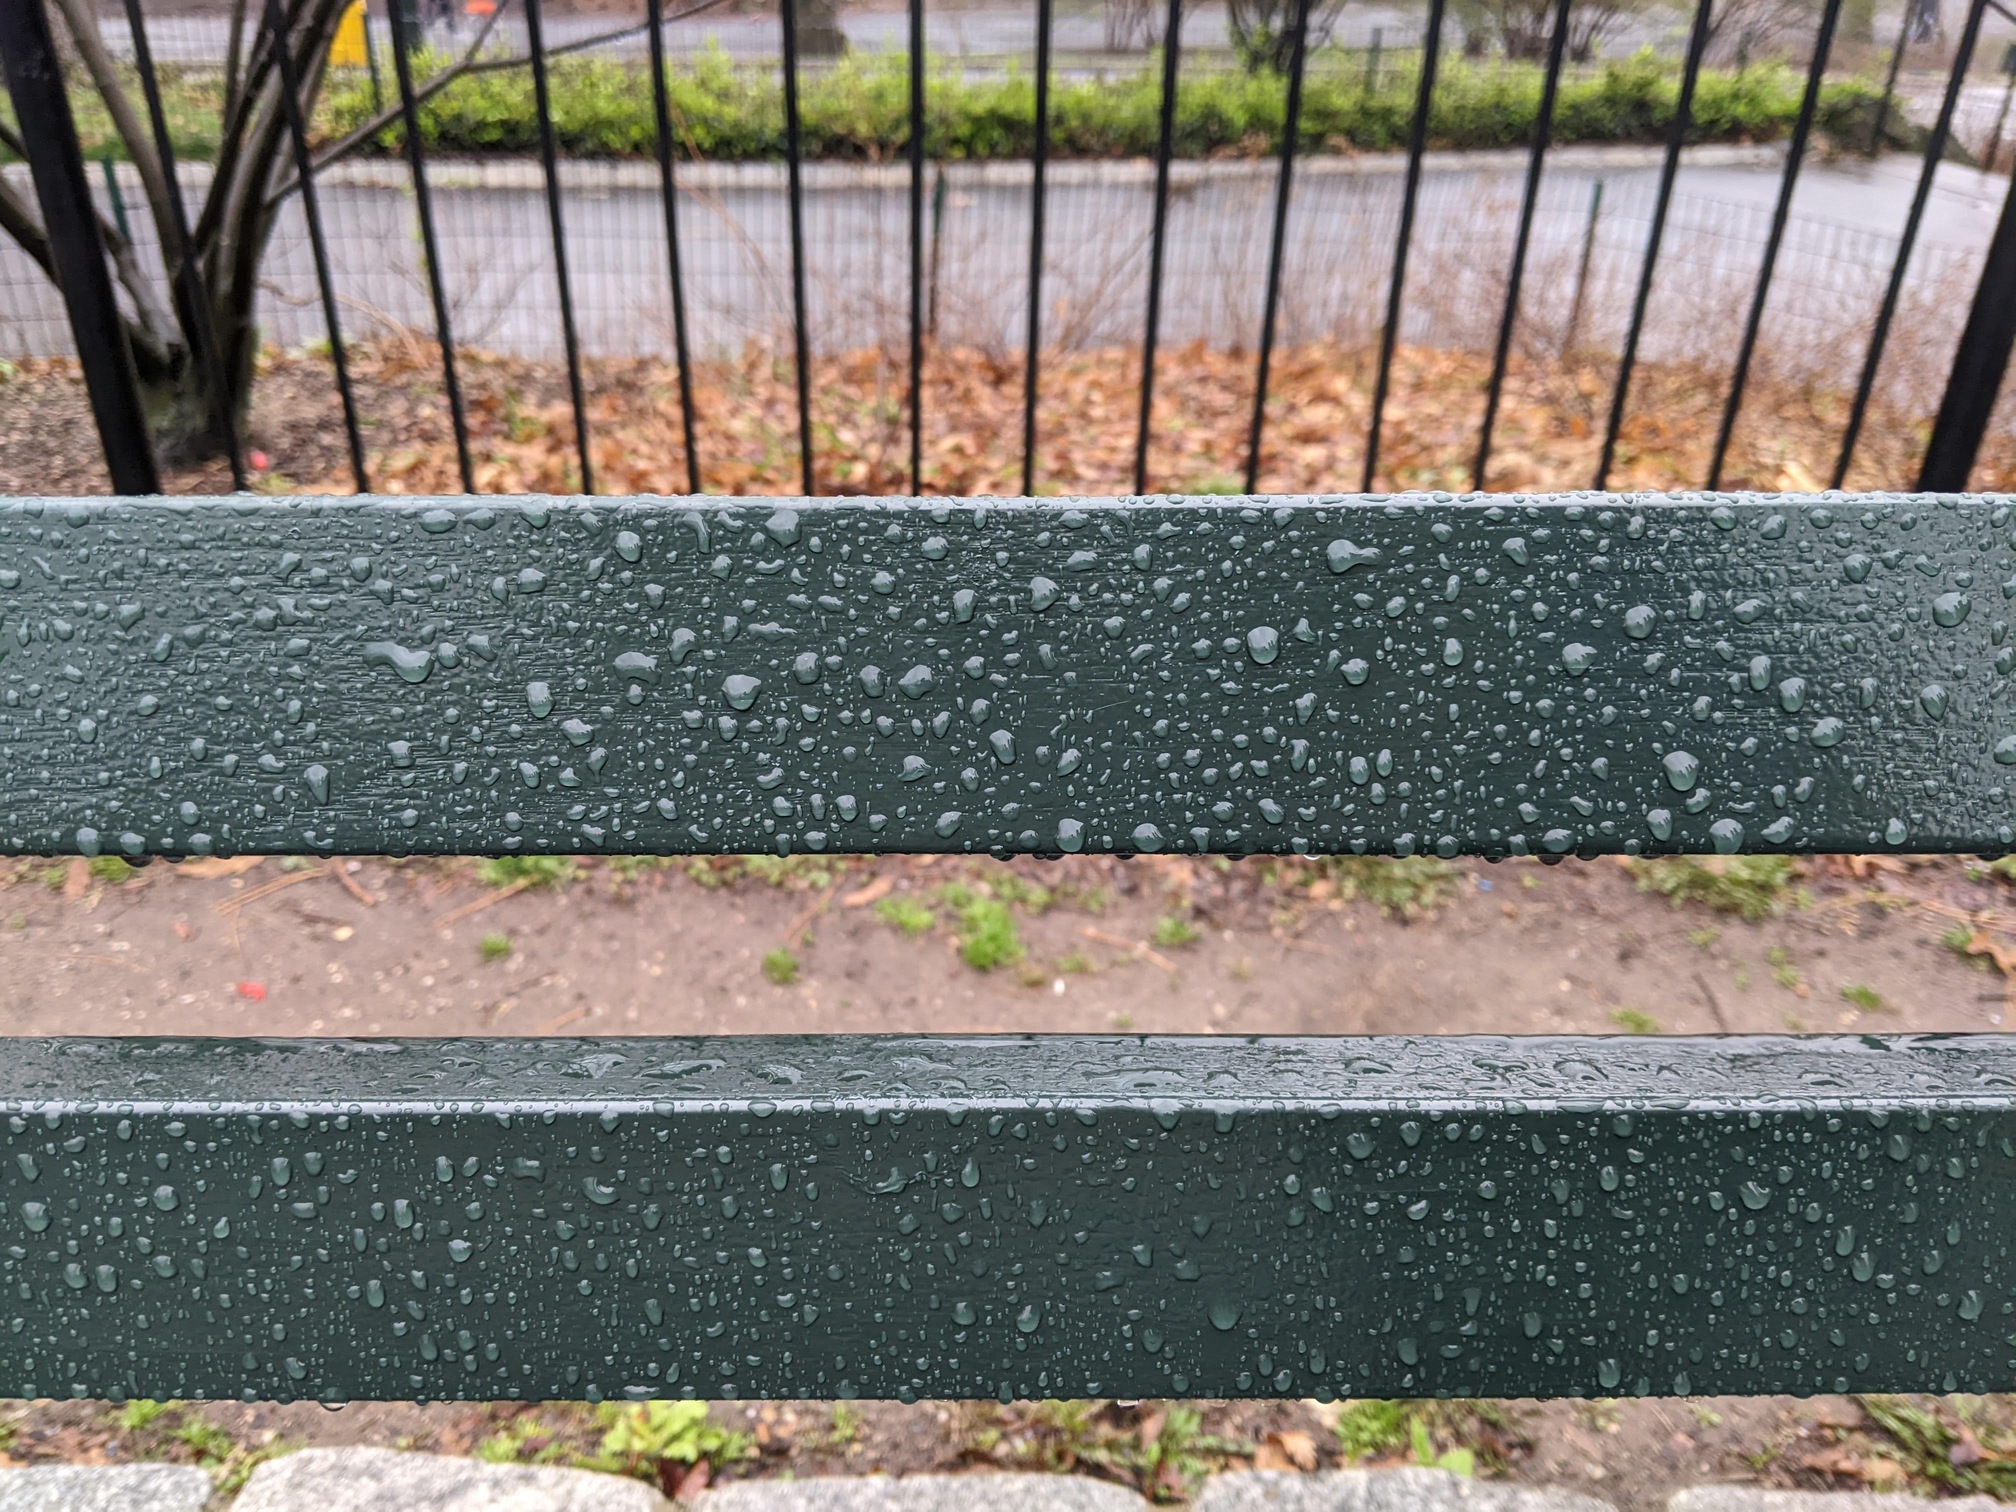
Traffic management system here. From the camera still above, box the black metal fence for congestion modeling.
[2,0,2015,498]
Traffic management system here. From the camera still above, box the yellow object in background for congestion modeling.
[329,0,368,67]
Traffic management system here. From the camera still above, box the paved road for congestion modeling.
[1,147,2002,381]
[103,0,2014,67]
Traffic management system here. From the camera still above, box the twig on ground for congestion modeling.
[212,868,326,914]
[432,878,532,929]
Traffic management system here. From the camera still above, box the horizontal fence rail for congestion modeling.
[3,1032,2016,1403]
[6,492,2016,860]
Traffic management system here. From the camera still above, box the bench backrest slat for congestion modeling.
[6,492,2010,860]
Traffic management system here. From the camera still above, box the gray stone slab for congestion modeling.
[229,1447,673,1512]
[0,1463,212,1512]
[1670,1490,2006,1512]
[699,1473,1146,1511]
[1190,1468,1619,1512]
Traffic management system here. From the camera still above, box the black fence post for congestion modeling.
[0,0,161,494]
[1918,169,2016,491]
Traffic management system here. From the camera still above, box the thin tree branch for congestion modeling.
[0,174,57,285]
[263,0,513,205]
[194,0,309,250]
[0,118,177,357]
[225,0,250,124]
[46,0,174,240]
[266,0,735,203]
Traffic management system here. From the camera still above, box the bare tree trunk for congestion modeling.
[798,0,847,57]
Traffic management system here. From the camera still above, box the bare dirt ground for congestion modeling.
[5,850,2016,1507]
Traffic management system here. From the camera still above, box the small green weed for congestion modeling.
[1686,926,1722,949]
[762,947,801,985]
[1304,856,1461,917]
[1058,948,1099,974]
[117,1398,173,1432]
[606,856,678,883]
[1628,855,1799,921]
[476,855,576,889]
[1609,1007,1659,1034]
[990,873,1055,911]
[596,1400,755,1488]
[1151,914,1201,949]
[685,855,850,890]
[1334,1399,1506,1475]
[1840,983,1886,1013]
[174,1418,235,1461]
[479,932,513,961]
[874,895,937,936]
[825,1401,864,1447]
[1857,1396,2016,1498]
[1768,945,1800,991]
[937,883,1024,971]
[997,1401,1246,1502]
[1943,925,1995,969]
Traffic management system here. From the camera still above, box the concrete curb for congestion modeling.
[1667,1489,2009,1511]
[228,1446,675,1511]
[1191,1467,1619,1510]
[0,1463,212,1512]
[699,1472,1146,1509]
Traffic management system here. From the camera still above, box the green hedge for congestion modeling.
[5,49,1900,166]
[317,46,1897,161]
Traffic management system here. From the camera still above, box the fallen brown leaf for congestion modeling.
[1967,929,2016,976]
[1267,1430,1319,1471]
[174,855,266,879]
[842,874,895,908]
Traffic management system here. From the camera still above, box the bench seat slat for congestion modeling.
[1,1032,2012,1403]
[5,492,2013,859]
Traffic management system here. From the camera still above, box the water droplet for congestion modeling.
[1326,539,1381,574]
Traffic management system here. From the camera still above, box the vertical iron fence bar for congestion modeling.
[1591,0,1714,491]
[523,0,595,493]
[646,0,702,493]
[1132,0,1183,496]
[1705,0,1842,490]
[262,0,369,491]
[121,0,246,490]
[1019,0,1053,496]
[1473,0,1571,490]
[387,4,474,493]
[781,0,815,494]
[362,3,383,116]
[1242,0,1310,493]
[908,0,925,493]
[0,0,160,493]
[1869,5,1912,154]
[1832,0,1989,488]
[1918,166,2016,489]
[1361,0,1446,492]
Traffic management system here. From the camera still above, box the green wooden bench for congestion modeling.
[4,489,2016,1405]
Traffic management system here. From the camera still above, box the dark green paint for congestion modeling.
[3,1034,2016,1403]
[7,492,2016,859]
